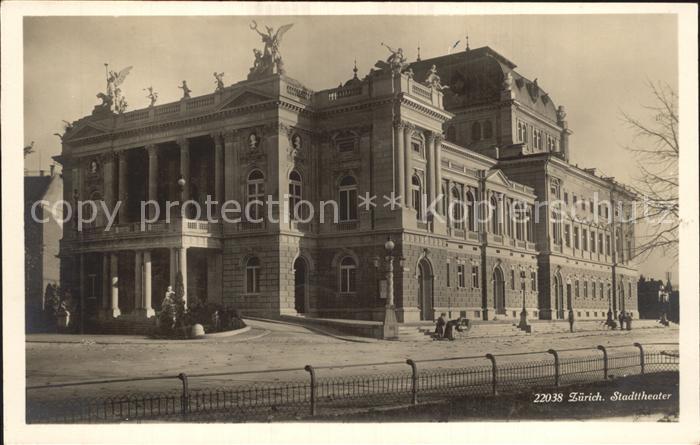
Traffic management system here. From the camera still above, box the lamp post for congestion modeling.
[177,175,186,218]
[373,237,404,340]
[518,273,530,332]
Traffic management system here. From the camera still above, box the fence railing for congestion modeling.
[26,342,678,423]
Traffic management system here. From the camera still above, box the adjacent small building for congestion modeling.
[25,166,63,331]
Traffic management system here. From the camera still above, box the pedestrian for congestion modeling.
[568,309,575,333]
[434,312,447,339]
[618,311,625,331]
[626,312,633,330]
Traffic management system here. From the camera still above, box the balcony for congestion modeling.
[68,218,223,252]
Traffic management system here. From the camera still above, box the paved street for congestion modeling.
[26,319,678,401]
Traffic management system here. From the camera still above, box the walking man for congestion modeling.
[568,309,575,333]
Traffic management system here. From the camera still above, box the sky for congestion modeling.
[23,14,678,280]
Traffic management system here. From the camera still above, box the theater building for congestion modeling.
[57,42,638,329]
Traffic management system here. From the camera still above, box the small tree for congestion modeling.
[173,271,186,328]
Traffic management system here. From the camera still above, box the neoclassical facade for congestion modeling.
[58,44,638,327]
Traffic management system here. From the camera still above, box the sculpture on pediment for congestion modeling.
[248,132,260,151]
[248,21,294,79]
[375,42,409,74]
[97,64,132,114]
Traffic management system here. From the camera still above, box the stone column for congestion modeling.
[102,253,110,315]
[134,251,143,311]
[435,136,443,213]
[178,137,190,202]
[223,130,238,203]
[102,153,115,219]
[117,151,128,223]
[426,132,435,206]
[213,133,224,211]
[179,247,188,307]
[169,248,176,286]
[403,124,413,209]
[146,144,158,220]
[142,250,155,317]
[79,253,85,333]
[110,253,121,317]
[394,122,405,201]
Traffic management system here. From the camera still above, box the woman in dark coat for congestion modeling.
[434,313,447,339]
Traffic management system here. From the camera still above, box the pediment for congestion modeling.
[485,169,512,189]
[219,90,274,110]
[66,124,109,141]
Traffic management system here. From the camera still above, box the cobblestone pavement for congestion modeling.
[26,319,678,401]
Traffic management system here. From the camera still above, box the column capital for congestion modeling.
[210,131,223,145]
[222,129,238,144]
[427,131,444,144]
[145,144,158,157]
[176,136,189,148]
[116,150,128,162]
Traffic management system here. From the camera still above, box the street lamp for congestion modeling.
[177,174,186,190]
[518,270,530,332]
[373,236,404,340]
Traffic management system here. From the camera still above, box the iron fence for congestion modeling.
[26,342,679,423]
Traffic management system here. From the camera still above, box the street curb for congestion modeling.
[245,316,378,344]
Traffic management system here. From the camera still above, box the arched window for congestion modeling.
[505,198,513,237]
[441,183,447,216]
[483,121,493,139]
[465,190,476,232]
[339,176,358,222]
[446,125,456,142]
[471,121,482,142]
[245,257,261,293]
[411,174,423,220]
[451,187,464,230]
[490,195,500,234]
[247,170,265,221]
[288,170,303,220]
[592,281,597,299]
[339,256,357,294]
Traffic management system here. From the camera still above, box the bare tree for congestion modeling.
[621,81,678,259]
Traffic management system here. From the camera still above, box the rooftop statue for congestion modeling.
[213,72,225,92]
[144,86,158,107]
[179,80,192,99]
[374,43,409,75]
[247,21,294,80]
[96,64,132,114]
[424,64,445,90]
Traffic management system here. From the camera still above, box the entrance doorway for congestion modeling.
[417,259,434,320]
[493,267,506,315]
[294,257,307,314]
[554,275,564,319]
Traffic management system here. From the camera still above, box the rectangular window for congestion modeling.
[564,192,569,204]
[575,280,580,298]
[519,270,527,291]
[564,224,571,247]
[411,141,421,154]
[446,263,450,287]
[471,265,480,289]
[582,229,588,250]
[583,281,588,298]
[606,234,611,255]
[592,281,597,298]
[457,265,465,288]
[590,231,596,253]
[574,227,580,249]
[510,269,515,290]
[598,233,604,253]
[531,272,537,291]
[336,139,355,152]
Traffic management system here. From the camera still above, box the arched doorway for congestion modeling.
[493,267,506,315]
[417,259,434,321]
[293,257,307,314]
[553,274,564,319]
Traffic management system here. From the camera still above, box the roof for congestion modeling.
[407,46,559,122]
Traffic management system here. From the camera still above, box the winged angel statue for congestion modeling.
[97,65,133,114]
[248,21,294,79]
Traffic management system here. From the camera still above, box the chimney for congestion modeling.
[39,169,45,177]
